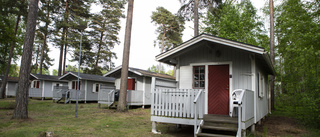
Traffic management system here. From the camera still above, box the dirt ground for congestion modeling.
[255,115,308,137]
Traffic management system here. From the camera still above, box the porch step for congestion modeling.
[197,133,235,137]
[197,114,238,137]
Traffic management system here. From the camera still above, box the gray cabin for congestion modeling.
[29,74,68,99]
[102,66,177,107]
[0,76,19,97]
[56,72,115,103]
[151,34,275,136]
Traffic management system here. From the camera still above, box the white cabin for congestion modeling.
[151,34,275,136]
[102,66,176,107]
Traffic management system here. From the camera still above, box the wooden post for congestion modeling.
[152,121,161,134]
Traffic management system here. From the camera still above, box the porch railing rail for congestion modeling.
[127,90,143,104]
[234,89,254,137]
[70,89,85,100]
[151,89,204,119]
[29,88,42,98]
[98,86,115,106]
[194,89,205,136]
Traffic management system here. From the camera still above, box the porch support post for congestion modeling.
[251,124,255,132]
[152,121,161,134]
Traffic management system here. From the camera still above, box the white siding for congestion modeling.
[178,42,253,91]
[255,64,269,123]
[179,66,192,89]
[115,78,121,89]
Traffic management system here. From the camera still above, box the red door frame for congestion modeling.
[208,64,230,115]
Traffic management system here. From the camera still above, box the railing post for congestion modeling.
[237,103,242,137]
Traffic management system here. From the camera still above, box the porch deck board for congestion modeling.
[203,114,238,124]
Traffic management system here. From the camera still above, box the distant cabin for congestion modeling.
[0,76,19,97]
[56,72,115,103]
[29,74,68,99]
[102,66,177,107]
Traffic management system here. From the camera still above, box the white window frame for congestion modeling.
[31,80,40,88]
[72,80,81,90]
[92,83,101,93]
[258,72,264,98]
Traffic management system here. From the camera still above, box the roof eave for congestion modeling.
[156,34,265,62]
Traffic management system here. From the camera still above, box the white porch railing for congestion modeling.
[70,89,85,100]
[232,89,254,137]
[98,86,115,106]
[151,89,205,136]
[127,90,143,105]
[151,89,204,118]
[29,88,42,98]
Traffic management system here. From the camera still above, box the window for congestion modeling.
[31,80,40,88]
[93,83,100,93]
[72,81,81,90]
[258,73,264,98]
[193,66,205,89]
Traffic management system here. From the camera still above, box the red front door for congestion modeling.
[208,65,229,115]
[127,78,135,90]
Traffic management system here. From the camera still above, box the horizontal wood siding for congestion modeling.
[178,42,253,91]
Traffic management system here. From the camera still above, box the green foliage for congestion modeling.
[65,64,83,73]
[148,65,165,74]
[202,0,269,48]
[178,0,222,21]
[273,0,320,128]
[151,7,185,52]
[52,69,58,76]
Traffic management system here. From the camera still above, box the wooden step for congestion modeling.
[197,133,235,137]
[203,114,238,124]
[201,125,237,132]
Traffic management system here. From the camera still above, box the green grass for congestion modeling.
[0,98,191,137]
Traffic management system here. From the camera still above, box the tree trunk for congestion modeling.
[58,1,68,76]
[0,15,21,99]
[12,0,39,119]
[39,1,50,75]
[39,35,45,74]
[194,0,199,36]
[62,32,68,74]
[269,0,275,110]
[34,44,40,73]
[117,0,134,112]
[58,30,65,76]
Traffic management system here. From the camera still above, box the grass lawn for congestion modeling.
[0,98,193,137]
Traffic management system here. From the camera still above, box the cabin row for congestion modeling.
[1,34,275,136]
[0,67,175,107]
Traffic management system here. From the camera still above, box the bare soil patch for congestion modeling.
[255,115,308,137]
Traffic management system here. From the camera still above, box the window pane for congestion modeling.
[96,84,99,92]
[200,66,205,73]
[200,81,205,88]
[194,74,199,80]
[195,67,199,73]
[194,81,199,88]
[200,74,205,80]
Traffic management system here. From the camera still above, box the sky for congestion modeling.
[48,0,267,74]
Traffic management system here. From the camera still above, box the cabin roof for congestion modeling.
[104,66,175,80]
[59,72,115,83]
[0,76,19,82]
[156,34,275,75]
[29,74,65,82]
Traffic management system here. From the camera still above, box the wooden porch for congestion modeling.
[151,88,255,137]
